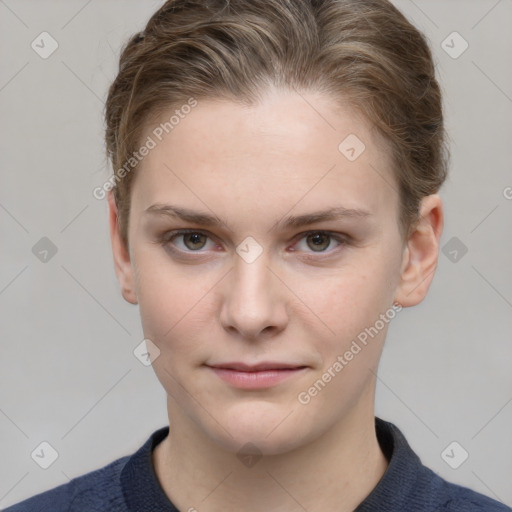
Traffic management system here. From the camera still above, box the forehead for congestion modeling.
[131,88,398,229]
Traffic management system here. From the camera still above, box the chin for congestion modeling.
[203,402,314,456]
[212,427,308,457]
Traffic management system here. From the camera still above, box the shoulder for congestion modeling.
[368,418,511,512]
[426,469,511,512]
[3,427,169,512]
[3,455,129,512]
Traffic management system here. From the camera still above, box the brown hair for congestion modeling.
[105,0,448,247]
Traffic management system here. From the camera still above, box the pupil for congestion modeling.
[187,233,204,249]
[309,233,329,251]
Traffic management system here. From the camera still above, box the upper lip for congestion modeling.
[207,362,307,372]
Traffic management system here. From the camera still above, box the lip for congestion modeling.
[208,361,306,372]
[206,362,308,389]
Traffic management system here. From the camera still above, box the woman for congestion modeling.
[6,0,510,510]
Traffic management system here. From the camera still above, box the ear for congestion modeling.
[107,191,138,305]
[394,194,444,308]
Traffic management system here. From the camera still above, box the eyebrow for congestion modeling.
[144,203,372,232]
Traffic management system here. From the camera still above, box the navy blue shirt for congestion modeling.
[4,417,510,511]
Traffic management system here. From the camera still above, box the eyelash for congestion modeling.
[157,229,349,259]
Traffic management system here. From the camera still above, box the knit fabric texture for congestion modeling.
[4,417,510,511]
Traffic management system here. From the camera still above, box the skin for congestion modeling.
[108,88,443,512]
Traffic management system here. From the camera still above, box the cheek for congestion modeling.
[132,249,217,360]
[132,248,179,329]
[294,265,397,412]
[300,260,397,347]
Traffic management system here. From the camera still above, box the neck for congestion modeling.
[153,396,388,512]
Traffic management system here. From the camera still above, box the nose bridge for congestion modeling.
[233,251,271,299]
[220,247,286,339]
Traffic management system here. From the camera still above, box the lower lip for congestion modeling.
[208,367,307,389]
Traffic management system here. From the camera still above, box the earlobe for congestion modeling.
[394,194,444,308]
[107,191,138,305]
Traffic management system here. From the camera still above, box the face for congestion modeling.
[110,88,441,455]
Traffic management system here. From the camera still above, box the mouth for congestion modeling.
[205,362,308,389]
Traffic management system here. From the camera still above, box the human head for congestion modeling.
[104,0,446,455]
[104,0,448,248]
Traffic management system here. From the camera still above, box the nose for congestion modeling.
[219,252,288,341]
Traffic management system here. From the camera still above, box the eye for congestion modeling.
[292,231,346,254]
[158,229,348,257]
[160,229,217,252]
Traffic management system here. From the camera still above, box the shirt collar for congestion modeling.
[121,425,178,512]
[121,417,423,511]
[355,417,424,511]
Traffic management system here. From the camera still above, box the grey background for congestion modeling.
[1,0,511,508]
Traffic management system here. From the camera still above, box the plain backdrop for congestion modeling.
[1,0,511,509]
